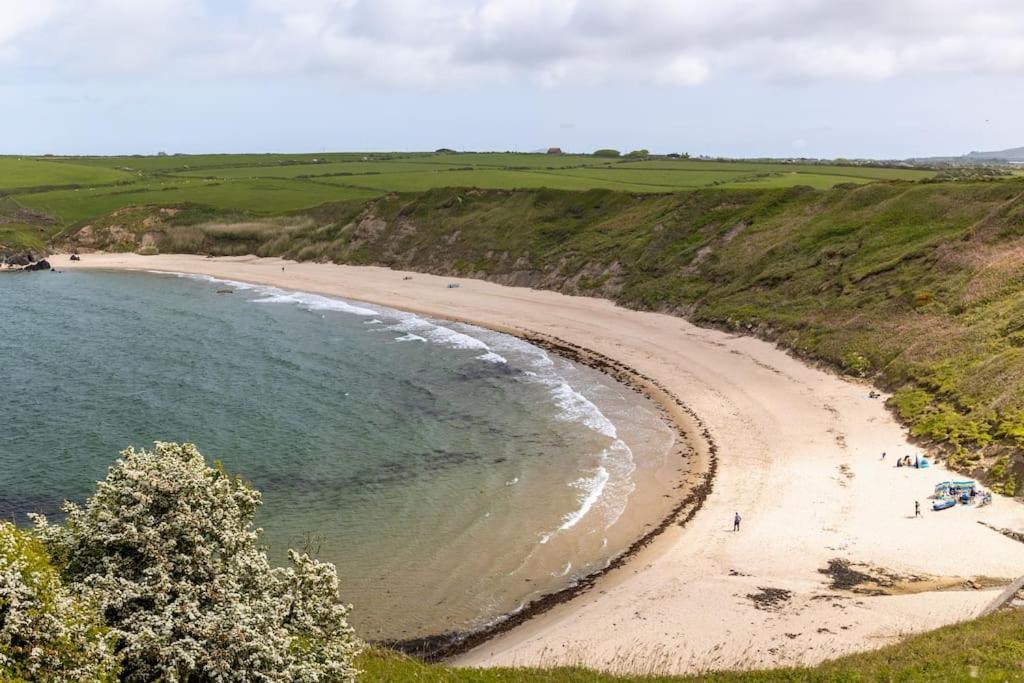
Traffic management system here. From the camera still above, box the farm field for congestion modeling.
[0,157,133,189]
[1,152,936,245]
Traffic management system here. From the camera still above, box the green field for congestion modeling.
[22,179,378,225]
[0,153,935,244]
[0,157,133,189]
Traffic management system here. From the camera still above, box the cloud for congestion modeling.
[3,0,1024,87]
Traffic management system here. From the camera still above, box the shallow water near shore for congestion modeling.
[1,270,681,639]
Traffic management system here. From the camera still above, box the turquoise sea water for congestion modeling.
[1,270,678,639]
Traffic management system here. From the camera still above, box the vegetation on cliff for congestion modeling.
[54,179,1024,492]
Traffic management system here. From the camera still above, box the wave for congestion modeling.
[164,272,380,316]
[252,291,378,316]
[162,269,636,540]
[547,381,618,439]
[384,314,509,362]
[165,272,509,361]
[559,466,610,532]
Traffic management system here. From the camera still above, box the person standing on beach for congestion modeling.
[881,451,886,460]
[915,501,921,517]
[733,512,741,532]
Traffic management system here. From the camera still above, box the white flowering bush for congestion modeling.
[32,442,361,682]
[0,521,120,682]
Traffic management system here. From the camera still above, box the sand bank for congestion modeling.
[51,254,1024,674]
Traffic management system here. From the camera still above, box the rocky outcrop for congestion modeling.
[23,259,51,271]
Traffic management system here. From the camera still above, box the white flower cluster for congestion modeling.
[0,522,120,681]
[31,442,361,682]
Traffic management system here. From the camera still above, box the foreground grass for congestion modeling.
[359,608,1024,681]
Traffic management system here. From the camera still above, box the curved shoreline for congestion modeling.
[52,260,717,659]
[383,331,717,660]
[49,254,1024,675]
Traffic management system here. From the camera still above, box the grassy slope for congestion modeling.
[0,157,132,189]
[66,180,1024,490]
[0,153,934,254]
[359,608,1024,681]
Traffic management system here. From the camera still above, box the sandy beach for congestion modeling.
[50,253,1024,675]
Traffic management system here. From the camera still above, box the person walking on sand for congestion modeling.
[881,451,886,461]
[915,501,921,517]
[733,512,741,532]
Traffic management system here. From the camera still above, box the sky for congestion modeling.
[2,0,1023,158]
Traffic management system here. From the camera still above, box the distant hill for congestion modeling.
[965,146,1024,161]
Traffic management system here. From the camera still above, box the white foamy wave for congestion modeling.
[553,562,573,577]
[385,313,502,356]
[156,271,379,316]
[491,334,556,369]
[394,333,427,343]
[364,319,383,325]
[597,440,637,528]
[158,271,261,291]
[559,466,610,532]
[548,382,618,439]
[426,327,488,350]
[538,439,636,544]
[252,290,378,316]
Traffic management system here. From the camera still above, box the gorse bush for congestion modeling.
[24,442,361,682]
[0,522,120,682]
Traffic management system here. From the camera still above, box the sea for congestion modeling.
[0,269,683,640]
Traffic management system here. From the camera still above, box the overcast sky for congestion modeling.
[3,0,1023,158]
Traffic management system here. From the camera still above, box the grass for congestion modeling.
[6,151,1021,487]
[18,178,379,224]
[56,180,1024,490]
[358,608,1024,681]
[0,153,937,253]
[6,154,1024,679]
[0,157,132,190]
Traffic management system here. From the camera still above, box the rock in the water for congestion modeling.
[23,259,52,271]
[70,254,81,261]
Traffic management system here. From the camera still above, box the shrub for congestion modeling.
[997,409,1024,448]
[33,442,361,682]
[841,350,871,376]
[0,522,120,682]
[988,455,1018,496]
[592,149,621,158]
[136,245,159,255]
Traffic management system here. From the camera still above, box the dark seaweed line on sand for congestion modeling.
[381,330,719,662]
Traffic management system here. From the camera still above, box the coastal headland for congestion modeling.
[51,253,1024,675]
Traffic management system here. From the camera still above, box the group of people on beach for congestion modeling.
[881,451,922,469]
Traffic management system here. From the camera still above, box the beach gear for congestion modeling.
[932,498,956,511]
